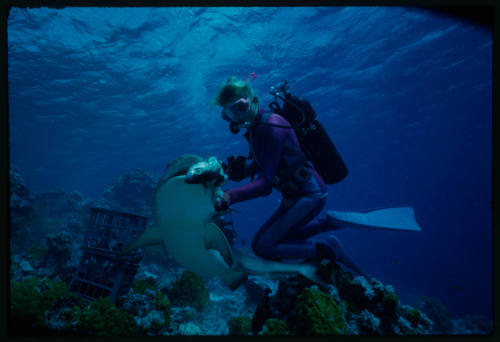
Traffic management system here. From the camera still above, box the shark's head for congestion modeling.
[185,160,210,183]
[159,154,204,187]
[185,157,227,186]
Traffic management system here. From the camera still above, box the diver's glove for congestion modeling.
[224,155,257,181]
[214,191,231,212]
[223,155,246,181]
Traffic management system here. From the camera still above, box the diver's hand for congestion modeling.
[224,155,248,181]
[215,191,231,212]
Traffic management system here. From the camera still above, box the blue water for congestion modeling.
[8,7,492,319]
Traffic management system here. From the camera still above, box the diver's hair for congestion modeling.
[214,76,259,118]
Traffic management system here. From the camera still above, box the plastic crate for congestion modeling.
[69,207,147,302]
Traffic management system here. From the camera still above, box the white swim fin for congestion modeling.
[327,207,422,232]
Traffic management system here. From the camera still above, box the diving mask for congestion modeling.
[221,97,250,123]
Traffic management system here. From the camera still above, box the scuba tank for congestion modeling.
[267,81,348,184]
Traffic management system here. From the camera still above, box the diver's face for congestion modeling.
[221,97,250,123]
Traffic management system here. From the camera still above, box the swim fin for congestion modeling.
[326,207,422,232]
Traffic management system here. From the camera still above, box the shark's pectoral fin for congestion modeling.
[206,249,248,291]
[204,222,234,267]
[122,225,164,254]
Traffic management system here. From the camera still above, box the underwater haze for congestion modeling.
[8,6,492,321]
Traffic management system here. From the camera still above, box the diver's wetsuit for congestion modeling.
[227,108,337,260]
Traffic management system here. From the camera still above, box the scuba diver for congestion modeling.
[213,76,368,277]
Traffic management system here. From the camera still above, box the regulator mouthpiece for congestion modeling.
[229,121,241,134]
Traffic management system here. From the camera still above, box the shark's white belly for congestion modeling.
[155,176,232,277]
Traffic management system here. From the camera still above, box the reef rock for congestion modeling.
[42,231,76,279]
[9,166,35,216]
[243,276,273,305]
[451,315,493,334]
[247,263,435,336]
[33,188,90,219]
[9,167,36,247]
[119,286,172,335]
[350,309,381,334]
[46,231,72,261]
[167,271,210,312]
[121,289,158,316]
[415,296,453,333]
[178,322,202,335]
[19,260,35,274]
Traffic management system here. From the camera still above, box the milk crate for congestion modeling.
[69,207,148,302]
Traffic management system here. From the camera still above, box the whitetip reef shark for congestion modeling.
[122,154,326,289]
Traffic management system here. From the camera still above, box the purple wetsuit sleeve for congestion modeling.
[228,176,272,204]
[228,114,288,204]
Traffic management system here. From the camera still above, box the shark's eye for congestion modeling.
[195,169,202,174]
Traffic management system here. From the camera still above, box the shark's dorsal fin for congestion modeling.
[204,222,234,267]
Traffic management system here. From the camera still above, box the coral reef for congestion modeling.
[243,277,270,305]
[249,265,438,336]
[228,316,252,335]
[9,277,72,335]
[178,277,256,335]
[12,230,77,283]
[169,306,197,330]
[135,263,183,293]
[381,291,399,317]
[73,297,139,336]
[33,188,88,218]
[9,250,489,337]
[9,166,36,220]
[26,243,49,266]
[251,288,274,334]
[18,259,34,273]
[10,276,140,336]
[416,296,453,333]
[132,277,158,295]
[119,287,171,335]
[167,271,210,312]
[295,286,346,335]
[349,309,381,334]
[10,167,91,259]
[46,231,72,261]
[155,292,172,321]
[8,166,492,337]
[261,318,289,335]
[178,322,202,335]
[44,231,76,280]
[398,305,433,335]
[405,306,425,326]
[452,315,493,334]
[9,167,37,249]
[45,290,85,332]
